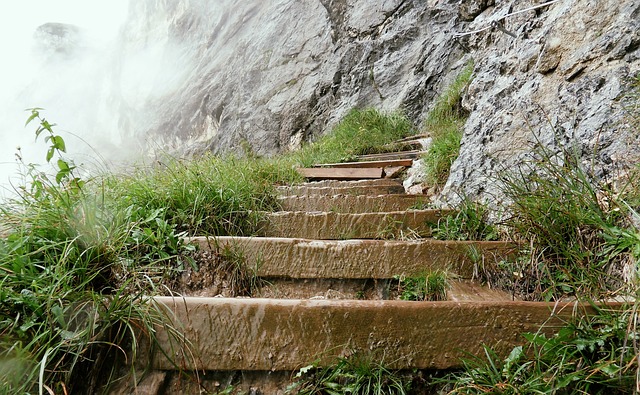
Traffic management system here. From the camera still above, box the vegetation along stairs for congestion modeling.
[130,164,611,393]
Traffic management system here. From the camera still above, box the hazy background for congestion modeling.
[0,1,130,189]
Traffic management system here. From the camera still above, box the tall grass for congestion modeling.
[293,108,416,167]
[104,155,300,237]
[0,170,188,393]
[498,140,639,300]
[422,62,474,186]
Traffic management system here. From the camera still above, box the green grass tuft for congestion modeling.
[288,353,412,395]
[431,198,499,241]
[422,62,474,186]
[293,108,416,167]
[395,270,449,301]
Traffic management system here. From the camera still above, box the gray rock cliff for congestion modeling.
[112,0,640,203]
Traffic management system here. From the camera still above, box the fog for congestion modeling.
[0,1,129,189]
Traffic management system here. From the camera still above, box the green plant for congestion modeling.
[395,271,449,301]
[422,62,474,186]
[445,304,639,394]
[431,198,499,241]
[499,140,635,300]
[287,354,411,395]
[104,155,298,237]
[0,110,191,393]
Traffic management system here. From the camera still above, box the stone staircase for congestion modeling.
[127,177,601,394]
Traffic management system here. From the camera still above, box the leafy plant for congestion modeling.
[0,110,191,393]
[288,354,411,395]
[446,304,639,394]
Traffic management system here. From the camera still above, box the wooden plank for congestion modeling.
[297,167,383,180]
[357,150,424,161]
[395,133,430,142]
[152,297,618,371]
[190,235,511,279]
[312,158,414,169]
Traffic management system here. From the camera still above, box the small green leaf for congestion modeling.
[25,110,39,126]
[53,135,66,152]
[57,159,69,171]
[46,147,54,162]
[41,119,54,133]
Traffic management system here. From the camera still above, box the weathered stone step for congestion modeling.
[277,178,404,196]
[277,194,430,213]
[191,236,517,279]
[151,297,609,371]
[257,209,448,239]
[448,280,517,302]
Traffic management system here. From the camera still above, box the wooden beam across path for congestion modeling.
[297,167,383,180]
[151,297,621,371]
[357,150,425,161]
[312,158,414,168]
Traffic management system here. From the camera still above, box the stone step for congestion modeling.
[277,178,404,196]
[151,297,610,371]
[297,167,384,180]
[257,209,449,239]
[190,236,517,279]
[277,194,430,213]
[448,280,517,302]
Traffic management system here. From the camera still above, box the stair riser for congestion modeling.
[278,184,405,197]
[278,194,430,213]
[192,236,517,279]
[151,297,611,371]
[258,210,450,239]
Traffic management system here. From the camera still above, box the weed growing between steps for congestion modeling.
[431,198,499,241]
[445,303,639,394]
[287,354,413,395]
[394,271,449,301]
[422,62,474,187]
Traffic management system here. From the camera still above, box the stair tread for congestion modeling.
[151,296,614,371]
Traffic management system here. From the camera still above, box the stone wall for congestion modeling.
[113,0,640,203]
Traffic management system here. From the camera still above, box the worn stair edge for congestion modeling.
[297,167,383,180]
[357,150,426,161]
[151,297,618,371]
[311,158,414,168]
[190,236,518,279]
[448,280,517,302]
[277,194,431,213]
[257,209,450,239]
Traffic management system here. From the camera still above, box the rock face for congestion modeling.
[33,23,82,57]
[113,0,640,203]
[115,0,466,156]
[442,0,640,205]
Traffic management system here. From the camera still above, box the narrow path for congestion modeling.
[120,159,606,394]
